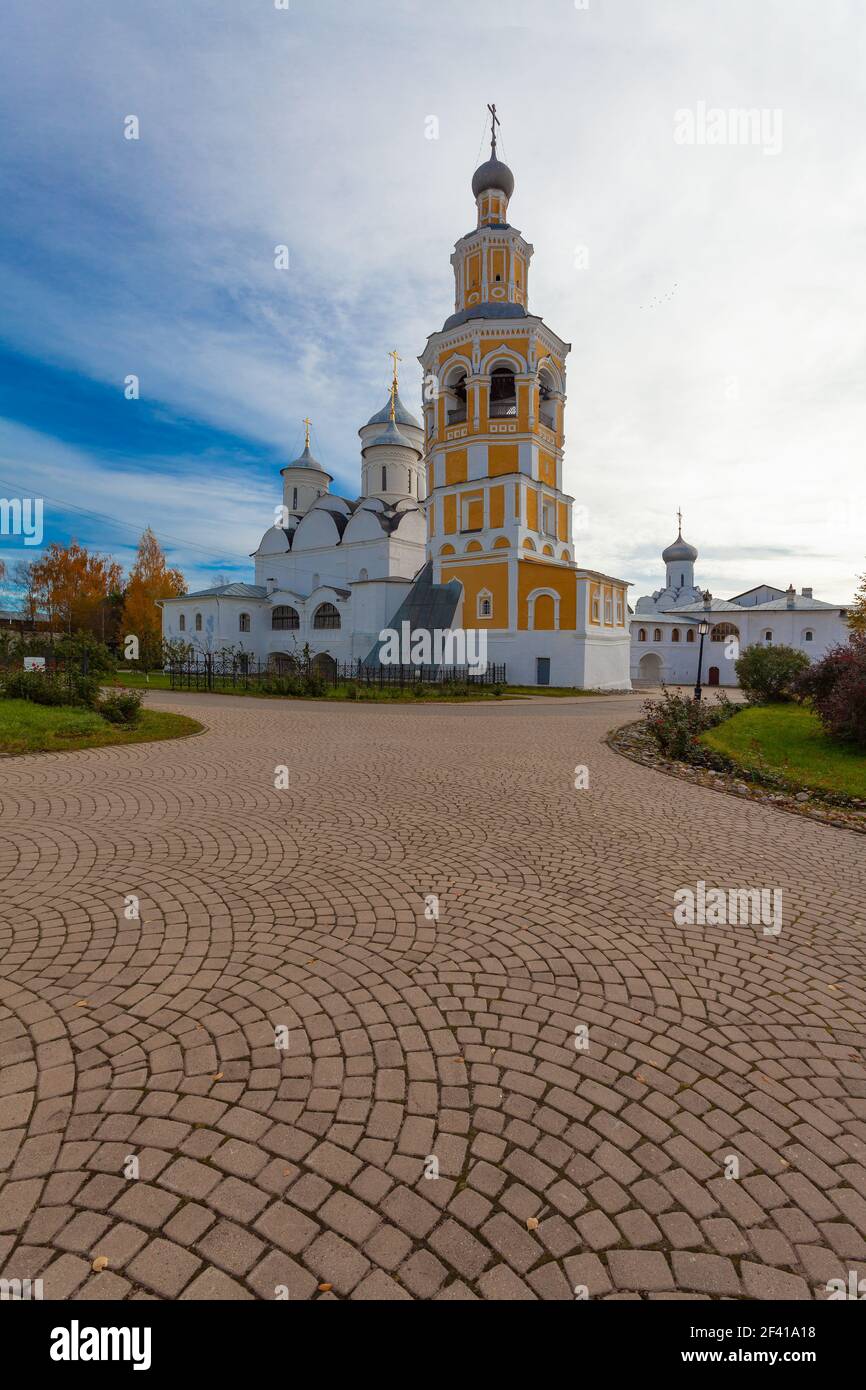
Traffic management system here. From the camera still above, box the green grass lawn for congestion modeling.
[700,703,866,799]
[110,670,172,690]
[0,699,203,756]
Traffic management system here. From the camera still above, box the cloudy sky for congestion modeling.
[0,0,863,603]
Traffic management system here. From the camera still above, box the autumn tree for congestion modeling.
[31,542,123,641]
[849,566,866,633]
[120,528,186,667]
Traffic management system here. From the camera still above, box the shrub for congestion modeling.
[795,632,866,750]
[99,689,143,725]
[643,687,736,762]
[56,633,115,674]
[734,643,811,704]
[2,670,102,708]
[68,674,102,708]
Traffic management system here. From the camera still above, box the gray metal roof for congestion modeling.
[176,583,268,601]
[366,390,421,430]
[364,420,419,452]
[363,562,462,667]
[442,302,529,332]
[675,595,845,614]
[472,155,514,199]
[284,443,327,473]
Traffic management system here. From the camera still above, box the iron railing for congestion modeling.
[168,657,506,692]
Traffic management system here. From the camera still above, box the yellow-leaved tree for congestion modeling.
[121,528,187,668]
[849,566,866,633]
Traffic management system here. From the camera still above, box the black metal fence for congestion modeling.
[168,657,506,692]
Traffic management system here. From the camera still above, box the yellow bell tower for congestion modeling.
[419,109,582,637]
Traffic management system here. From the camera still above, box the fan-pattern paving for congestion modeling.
[0,691,865,1301]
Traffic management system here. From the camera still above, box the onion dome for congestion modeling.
[365,390,421,431]
[662,527,698,564]
[363,420,419,453]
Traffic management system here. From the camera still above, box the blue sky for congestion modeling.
[1,0,863,602]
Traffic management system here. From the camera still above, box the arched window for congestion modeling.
[239,613,251,633]
[671,628,680,642]
[637,628,647,642]
[272,605,299,630]
[179,614,186,632]
[446,368,468,424]
[381,466,387,492]
[292,487,298,510]
[764,630,773,644]
[686,629,695,643]
[710,622,739,642]
[538,368,557,429]
[313,602,340,629]
[195,612,202,632]
[489,365,517,418]
[477,589,493,620]
[358,568,368,582]
[804,629,814,642]
[653,628,662,642]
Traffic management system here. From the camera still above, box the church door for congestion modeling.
[708,666,720,686]
[536,657,551,686]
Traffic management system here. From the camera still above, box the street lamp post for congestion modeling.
[693,591,713,702]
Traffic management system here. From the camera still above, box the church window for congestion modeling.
[195,613,202,632]
[272,605,299,630]
[671,628,680,642]
[446,368,468,424]
[637,628,647,643]
[538,369,557,430]
[477,590,493,620]
[592,594,600,622]
[381,466,387,492]
[292,488,298,510]
[604,594,613,623]
[313,602,340,629]
[239,613,251,633]
[358,568,368,581]
[542,500,556,536]
[178,614,186,632]
[680,573,684,586]
[489,366,517,418]
[686,629,695,643]
[764,630,773,644]
[804,629,813,642]
[710,622,739,642]
[616,593,624,624]
[653,628,662,642]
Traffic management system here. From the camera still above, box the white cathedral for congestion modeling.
[160,118,633,689]
[631,518,850,687]
[159,398,432,675]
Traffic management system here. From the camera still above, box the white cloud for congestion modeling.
[0,0,863,603]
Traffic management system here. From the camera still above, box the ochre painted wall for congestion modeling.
[517,560,577,630]
[488,443,518,477]
[445,449,467,485]
[441,559,510,628]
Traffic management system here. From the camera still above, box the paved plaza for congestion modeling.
[1,692,865,1301]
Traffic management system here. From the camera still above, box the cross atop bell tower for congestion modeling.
[487,103,500,157]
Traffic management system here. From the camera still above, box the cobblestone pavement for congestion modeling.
[1,692,865,1301]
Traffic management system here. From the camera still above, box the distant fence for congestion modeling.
[168,657,506,692]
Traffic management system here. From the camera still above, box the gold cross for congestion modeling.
[389,348,401,391]
[677,506,683,532]
[488,102,500,154]
[303,417,312,449]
